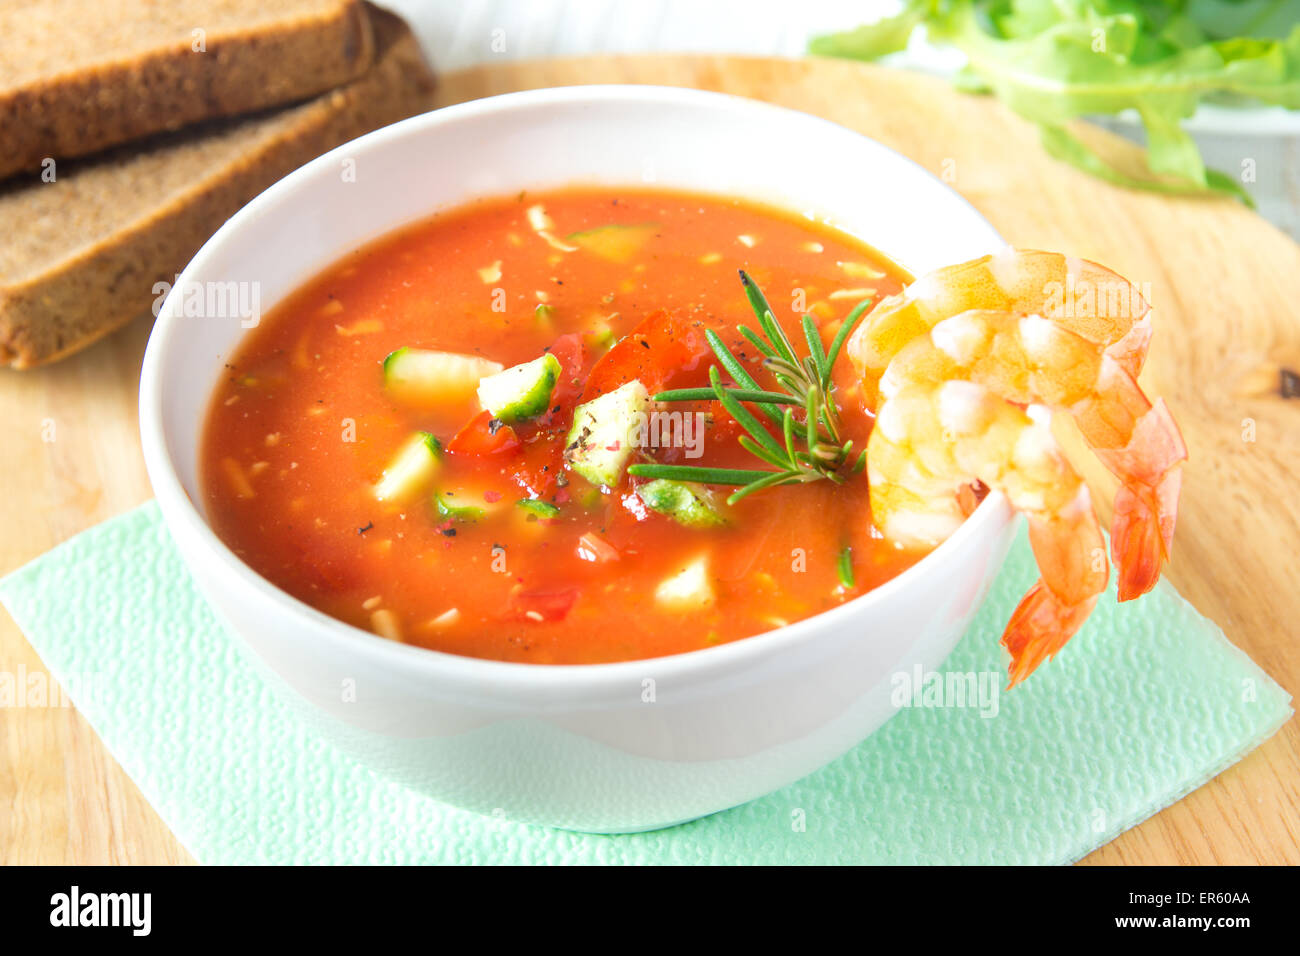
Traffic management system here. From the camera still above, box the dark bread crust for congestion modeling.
[0,6,435,369]
[0,0,375,180]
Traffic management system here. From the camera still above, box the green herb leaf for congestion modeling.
[837,545,856,589]
[826,297,874,374]
[726,470,801,504]
[635,274,871,505]
[703,328,785,423]
[737,435,794,470]
[628,464,778,485]
[710,366,786,460]
[654,387,799,405]
[801,314,829,382]
[739,270,800,365]
[738,324,780,359]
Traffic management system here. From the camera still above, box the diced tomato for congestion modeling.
[447,410,521,457]
[511,438,565,497]
[506,332,588,495]
[580,309,710,402]
[621,490,650,522]
[543,332,587,421]
[576,531,620,563]
[507,585,579,622]
[510,319,709,491]
[708,398,745,443]
[599,491,653,549]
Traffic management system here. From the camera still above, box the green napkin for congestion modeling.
[0,501,1290,864]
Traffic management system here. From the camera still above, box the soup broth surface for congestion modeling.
[201,187,926,663]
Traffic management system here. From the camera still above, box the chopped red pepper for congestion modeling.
[580,309,709,403]
[542,332,587,422]
[447,410,521,457]
[576,531,620,563]
[510,332,588,495]
[507,585,579,622]
[708,398,744,442]
[510,440,565,498]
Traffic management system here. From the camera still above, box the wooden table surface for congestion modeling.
[1,55,1297,865]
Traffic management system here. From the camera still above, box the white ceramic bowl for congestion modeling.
[140,86,1015,832]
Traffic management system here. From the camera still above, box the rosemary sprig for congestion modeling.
[626,464,777,485]
[837,545,856,590]
[626,271,872,505]
[654,386,797,405]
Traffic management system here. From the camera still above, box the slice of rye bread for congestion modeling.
[0,6,435,369]
[0,0,376,180]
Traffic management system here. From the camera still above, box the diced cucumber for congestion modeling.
[475,353,561,424]
[434,486,507,523]
[434,492,484,522]
[516,499,561,519]
[373,432,442,502]
[637,479,727,527]
[567,223,658,264]
[564,379,651,489]
[584,316,617,352]
[654,555,716,611]
[382,347,503,406]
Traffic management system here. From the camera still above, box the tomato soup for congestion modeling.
[200,187,927,664]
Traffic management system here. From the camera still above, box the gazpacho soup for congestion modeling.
[200,187,927,664]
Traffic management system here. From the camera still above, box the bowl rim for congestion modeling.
[139,83,1014,694]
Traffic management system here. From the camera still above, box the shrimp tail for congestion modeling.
[1002,582,1100,688]
[1112,466,1181,601]
[1118,397,1184,550]
[1002,500,1109,686]
[1087,394,1186,599]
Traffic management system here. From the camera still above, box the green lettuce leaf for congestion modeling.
[807,3,928,60]
[809,0,1300,203]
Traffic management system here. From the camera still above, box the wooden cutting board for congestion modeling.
[1,55,1296,865]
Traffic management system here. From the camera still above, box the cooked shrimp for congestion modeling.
[881,308,1185,600]
[870,378,1108,686]
[849,249,1180,581]
[846,249,1152,398]
[851,249,1185,684]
